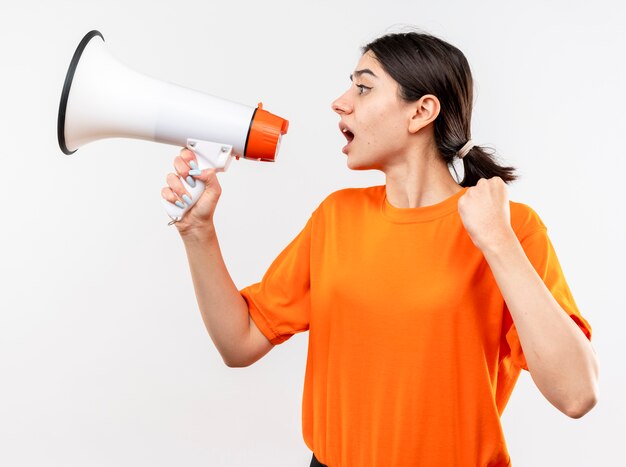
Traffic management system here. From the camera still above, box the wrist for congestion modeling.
[177,222,217,243]
[480,228,519,258]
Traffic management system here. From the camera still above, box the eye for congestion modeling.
[356,84,372,95]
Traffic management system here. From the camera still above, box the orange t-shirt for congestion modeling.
[239,185,592,467]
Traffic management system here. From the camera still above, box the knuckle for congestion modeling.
[174,162,187,175]
[161,188,176,202]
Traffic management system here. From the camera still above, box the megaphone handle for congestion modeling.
[162,139,234,223]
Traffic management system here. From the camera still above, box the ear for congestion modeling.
[408,94,440,134]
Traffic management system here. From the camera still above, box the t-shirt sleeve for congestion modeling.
[504,226,593,371]
[239,215,313,345]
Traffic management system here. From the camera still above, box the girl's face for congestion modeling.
[331,50,416,171]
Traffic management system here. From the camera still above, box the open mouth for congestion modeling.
[340,124,355,143]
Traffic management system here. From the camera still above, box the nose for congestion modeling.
[331,90,352,115]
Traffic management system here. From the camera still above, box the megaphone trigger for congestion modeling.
[186,139,233,172]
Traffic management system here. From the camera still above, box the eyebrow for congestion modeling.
[349,68,378,81]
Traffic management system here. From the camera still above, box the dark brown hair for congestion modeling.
[362,30,519,186]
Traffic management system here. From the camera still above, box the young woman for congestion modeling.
[161,30,598,467]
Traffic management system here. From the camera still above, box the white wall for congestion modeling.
[0,0,623,465]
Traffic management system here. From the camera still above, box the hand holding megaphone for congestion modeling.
[161,148,223,233]
[57,30,288,223]
[161,141,228,225]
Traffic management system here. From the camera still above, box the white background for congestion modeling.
[1,0,624,465]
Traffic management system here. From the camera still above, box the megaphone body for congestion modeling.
[58,30,288,222]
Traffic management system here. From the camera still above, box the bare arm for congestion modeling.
[458,179,598,418]
[162,149,274,367]
[181,228,267,367]
[482,229,599,418]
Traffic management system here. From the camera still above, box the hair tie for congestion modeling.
[457,139,475,159]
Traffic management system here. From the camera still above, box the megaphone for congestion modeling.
[57,30,289,222]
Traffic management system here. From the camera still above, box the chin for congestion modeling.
[346,153,380,171]
[347,158,368,171]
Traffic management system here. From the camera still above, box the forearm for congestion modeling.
[180,227,250,367]
[482,230,599,418]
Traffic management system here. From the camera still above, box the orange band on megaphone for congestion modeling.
[244,102,289,161]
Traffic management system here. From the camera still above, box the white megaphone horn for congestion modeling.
[57,30,289,223]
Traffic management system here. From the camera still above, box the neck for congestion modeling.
[383,147,462,209]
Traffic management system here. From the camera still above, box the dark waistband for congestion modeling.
[310,453,328,467]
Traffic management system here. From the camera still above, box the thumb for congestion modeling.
[191,168,220,190]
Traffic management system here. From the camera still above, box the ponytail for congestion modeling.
[455,144,519,187]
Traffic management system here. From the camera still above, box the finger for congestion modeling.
[173,155,198,188]
[190,167,218,184]
[177,149,204,187]
[173,155,191,178]
[161,187,185,208]
[179,148,198,169]
[166,173,192,205]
